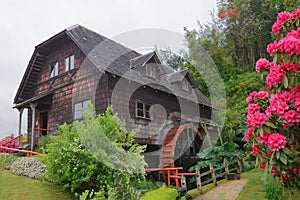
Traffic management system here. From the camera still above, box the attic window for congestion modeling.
[146,65,155,78]
[136,101,151,119]
[74,99,91,119]
[182,81,189,92]
[50,62,59,78]
[65,54,75,72]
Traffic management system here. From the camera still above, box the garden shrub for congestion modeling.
[45,105,146,199]
[0,134,19,153]
[140,187,179,200]
[0,154,17,169]
[244,8,300,189]
[264,181,287,200]
[10,157,46,179]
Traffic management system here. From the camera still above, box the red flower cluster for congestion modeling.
[0,134,19,153]
[267,27,300,56]
[258,132,269,144]
[250,143,260,157]
[245,8,300,187]
[266,64,286,87]
[219,9,239,19]
[246,112,268,128]
[267,133,286,151]
[256,58,271,72]
[271,9,300,35]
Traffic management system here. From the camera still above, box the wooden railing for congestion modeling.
[1,135,23,146]
[145,159,242,192]
[0,146,41,158]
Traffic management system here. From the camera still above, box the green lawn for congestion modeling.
[238,168,300,200]
[238,168,266,200]
[0,169,74,200]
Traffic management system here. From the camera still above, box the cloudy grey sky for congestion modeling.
[0,0,217,139]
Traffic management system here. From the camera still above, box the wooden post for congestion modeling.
[210,163,217,186]
[30,103,38,151]
[237,159,242,174]
[196,169,202,193]
[224,158,229,175]
[18,108,24,146]
[217,127,223,145]
[167,169,171,186]
[180,175,187,191]
[200,122,212,148]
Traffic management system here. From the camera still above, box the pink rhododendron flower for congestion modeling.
[251,144,260,157]
[244,128,253,142]
[277,11,292,23]
[266,64,285,87]
[271,165,278,175]
[267,41,278,56]
[283,110,300,124]
[259,161,266,169]
[292,8,300,18]
[272,21,283,35]
[267,133,286,151]
[258,132,270,144]
[282,123,288,130]
[248,104,260,114]
[256,58,271,72]
[246,112,268,128]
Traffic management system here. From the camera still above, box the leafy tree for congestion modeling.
[46,105,146,199]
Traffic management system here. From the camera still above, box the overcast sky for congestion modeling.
[0,0,217,139]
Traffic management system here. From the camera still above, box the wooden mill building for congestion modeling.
[13,25,215,169]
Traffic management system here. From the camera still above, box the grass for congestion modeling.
[180,179,227,199]
[0,168,74,200]
[238,168,266,200]
[238,167,300,200]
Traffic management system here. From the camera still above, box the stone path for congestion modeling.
[193,179,248,200]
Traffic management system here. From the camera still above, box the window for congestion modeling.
[65,54,75,72]
[136,101,150,119]
[146,65,155,78]
[50,62,59,78]
[182,81,189,92]
[74,100,91,119]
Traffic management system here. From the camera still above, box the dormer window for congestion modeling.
[50,62,59,78]
[182,81,189,92]
[146,65,155,78]
[65,54,74,72]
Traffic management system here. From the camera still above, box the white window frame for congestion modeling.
[146,65,155,78]
[74,99,91,119]
[136,101,150,119]
[182,81,189,92]
[50,62,59,78]
[65,54,75,72]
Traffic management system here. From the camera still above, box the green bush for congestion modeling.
[36,136,52,154]
[45,105,147,199]
[0,154,17,169]
[264,181,287,200]
[141,187,179,200]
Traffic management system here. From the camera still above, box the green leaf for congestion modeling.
[283,76,288,88]
[279,152,287,165]
[276,151,280,160]
[263,126,271,133]
[273,54,278,64]
[259,128,264,136]
[296,19,300,27]
[265,122,276,129]
[283,54,289,63]
[282,148,292,157]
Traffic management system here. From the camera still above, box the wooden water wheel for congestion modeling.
[160,124,203,183]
